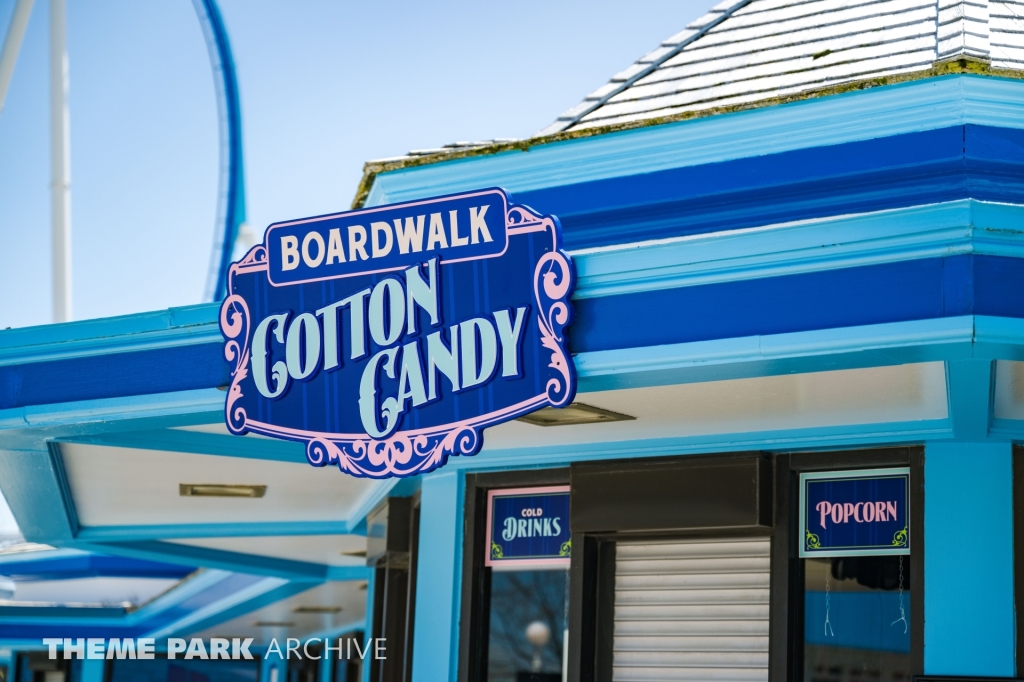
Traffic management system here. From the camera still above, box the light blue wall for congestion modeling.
[80,659,105,682]
[925,442,1015,676]
[409,470,464,682]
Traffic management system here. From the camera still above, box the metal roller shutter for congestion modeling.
[613,537,771,682]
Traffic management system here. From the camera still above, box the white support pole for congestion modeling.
[0,0,35,116]
[49,0,71,322]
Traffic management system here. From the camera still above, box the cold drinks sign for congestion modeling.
[486,486,571,568]
[220,189,576,479]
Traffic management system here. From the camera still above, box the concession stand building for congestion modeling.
[2,0,1024,681]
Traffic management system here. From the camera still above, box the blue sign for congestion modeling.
[486,486,570,568]
[220,188,576,479]
[800,468,910,557]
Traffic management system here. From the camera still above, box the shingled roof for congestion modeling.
[538,0,1024,134]
[353,0,1023,203]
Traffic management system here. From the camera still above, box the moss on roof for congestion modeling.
[351,58,1021,210]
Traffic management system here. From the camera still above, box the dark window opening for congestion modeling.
[803,555,912,682]
[486,567,569,682]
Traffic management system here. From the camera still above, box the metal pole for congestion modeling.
[49,0,71,322]
[0,0,35,117]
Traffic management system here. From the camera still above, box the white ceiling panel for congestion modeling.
[60,446,375,527]
[994,360,1024,420]
[168,535,366,567]
[478,362,948,450]
[179,363,945,450]
[62,363,944,530]
[0,576,180,608]
[193,580,368,643]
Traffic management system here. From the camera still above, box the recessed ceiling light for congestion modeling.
[293,606,342,614]
[517,402,635,427]
[340,550,367,557]
[179,484,266,498]
[253,621,295,627]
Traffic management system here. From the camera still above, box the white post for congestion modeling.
[49,0,71,322]
[0,0,35,116]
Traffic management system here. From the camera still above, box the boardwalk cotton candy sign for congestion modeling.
[219,188,576,479]
[799,468,910,557]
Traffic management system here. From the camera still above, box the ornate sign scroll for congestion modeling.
[220,188,576,479]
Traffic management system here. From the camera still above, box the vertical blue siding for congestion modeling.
[410,471,464,682]
[924,442,1015,676]
[80,659,104,682]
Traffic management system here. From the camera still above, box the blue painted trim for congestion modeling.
[409,471,463,682]
[576,316,973,392]
[573,200,1024,299]
[945,359,995,439]
[0,550,192,581]
[0,200,998,365]
[976,315,1024,357]
[0,448,76,543]
[2,204,1024,413]
[148,578,303,639]
[80,658,104,682]
[192,0,247,301]
[9,252,1024,411]
[0,304,219,365]
[0,606,126,622]
[58,428,306,464]
[448,419,954,474]
[989,417,1024,438]
[83,540,332,581]
[0,570,229,629]
[924,442,1015,675]
[126,568,234,624]
[76,520,354,541]
[77,541,368,582]
[325,565,373,582]
[0,342,228,411]
[522,125,1024,252]
[367,76,1024,206]
[572,255,1024,354]
[127,571,267,634]
[0,389,223,435]
[360,562,376,682]
[46,443,80,537]
[0,546,84,565]
[0,570,279,639]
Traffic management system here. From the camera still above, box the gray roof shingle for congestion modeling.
[361,0,1022,179]
[541,0,1024,134]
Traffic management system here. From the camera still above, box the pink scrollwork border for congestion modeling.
[219,201,575,479]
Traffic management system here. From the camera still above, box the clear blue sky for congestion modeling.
[0,0,707,329]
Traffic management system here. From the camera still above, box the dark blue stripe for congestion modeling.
[975,253,1024,318]
[518,125,1024,251]
[0,343,229,411]
[570,255,1024,353]
[5,256,1024,409]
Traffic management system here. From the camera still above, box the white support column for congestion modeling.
[0,0,35,116]
[49,0,71,322]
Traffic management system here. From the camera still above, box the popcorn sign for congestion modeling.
[800,468,910,557]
